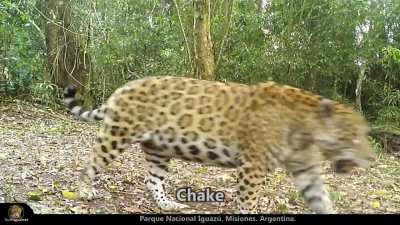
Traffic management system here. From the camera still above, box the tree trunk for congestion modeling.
[45,0,94,106]
[215,0,233,79]
[355,61,366,113]
[257,0,270,12]
[193,0,215,80]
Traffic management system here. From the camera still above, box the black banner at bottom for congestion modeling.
[0,204,398,224]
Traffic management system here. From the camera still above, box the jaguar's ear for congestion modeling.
[319,99,335,120]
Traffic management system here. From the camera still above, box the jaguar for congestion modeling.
[64,76,375,213]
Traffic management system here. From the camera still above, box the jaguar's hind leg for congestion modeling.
[79,124,130,200]
[141,141,189,211]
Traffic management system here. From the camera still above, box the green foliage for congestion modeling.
[382,46,400,80]
[376,106,400,126]
[30,82,59,106]
[365,46,400,123]
[0,0,399,127]
[216,1,268,83]
[73,0,189,99]
[0,0,46,96]
[370,136,383,154]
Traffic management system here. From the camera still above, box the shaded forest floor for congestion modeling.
[0,98,399,214]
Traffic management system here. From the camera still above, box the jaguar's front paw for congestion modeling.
[159,200,189,211]
[78,182,97,200]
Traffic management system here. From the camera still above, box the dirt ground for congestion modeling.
[0,98,399,214]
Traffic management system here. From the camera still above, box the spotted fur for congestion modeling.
[64,76,375,213]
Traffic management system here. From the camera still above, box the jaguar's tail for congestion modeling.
[63,85,105,121]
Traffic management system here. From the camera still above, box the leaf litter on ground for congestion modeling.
[0,98,399,214]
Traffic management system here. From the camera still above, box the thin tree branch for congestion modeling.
[32,4,88,37]
[216,0,233,76]
[173,0,194,73]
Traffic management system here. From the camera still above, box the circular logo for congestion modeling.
[8,204,24,219]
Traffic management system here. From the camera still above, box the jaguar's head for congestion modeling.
[314,99,376,174]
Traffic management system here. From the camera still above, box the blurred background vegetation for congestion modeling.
[0,0,399,141]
